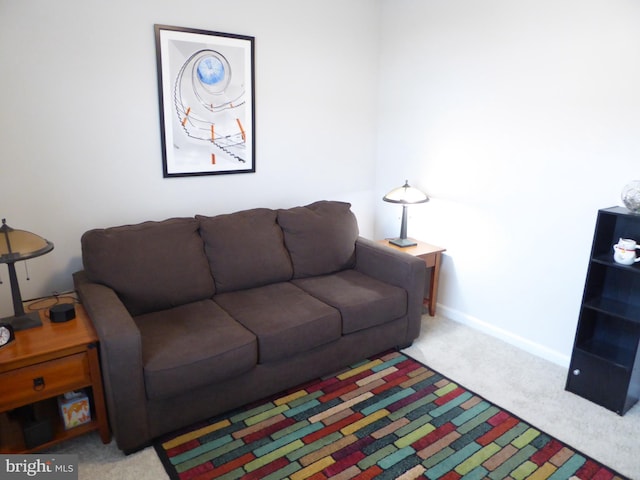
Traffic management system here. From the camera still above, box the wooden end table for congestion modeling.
[377,238,446,316]
[0,300,110,452]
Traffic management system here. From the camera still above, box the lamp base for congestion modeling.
[388,237,417,248]
[1,311,43,331]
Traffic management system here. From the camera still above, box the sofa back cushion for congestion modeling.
[81,218,215,316]
[197,208,293,292]
[277,201,358,278]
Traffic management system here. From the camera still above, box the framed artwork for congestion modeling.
[155,25,255,177]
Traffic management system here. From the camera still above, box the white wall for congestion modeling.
[376,0,640,365]
[4,0,639,368]
[0,0,380,315]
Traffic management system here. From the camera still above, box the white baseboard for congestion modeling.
[437,304,571,368]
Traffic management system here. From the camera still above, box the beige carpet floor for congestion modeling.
[46,314,640,479]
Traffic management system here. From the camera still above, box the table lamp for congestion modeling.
[0,219,54,330]
[383,180,429,247]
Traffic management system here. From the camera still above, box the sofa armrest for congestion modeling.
[73,271,150,452]
[354,237,426,343]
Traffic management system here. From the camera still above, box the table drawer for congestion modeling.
[0,353,91,411]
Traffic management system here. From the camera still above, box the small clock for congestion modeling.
[0,323,15,348]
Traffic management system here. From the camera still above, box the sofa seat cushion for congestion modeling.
[214,282,341,363]
[197,209,293,293]
[293,269,407,334]
[135,300,257,400]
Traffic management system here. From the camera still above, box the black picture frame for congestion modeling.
[155,24,255,177]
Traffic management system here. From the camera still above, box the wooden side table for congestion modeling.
[378,238,446,316]
[0,301,110,452]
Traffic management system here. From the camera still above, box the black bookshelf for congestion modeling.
[565,206,640,415]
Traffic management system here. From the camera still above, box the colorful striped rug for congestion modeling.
[154,351,629,480]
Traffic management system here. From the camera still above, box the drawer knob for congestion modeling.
[33,377,45,391]
[572,369,581,376]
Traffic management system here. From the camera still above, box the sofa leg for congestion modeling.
[122,442,151,456]
[396,342,413,350]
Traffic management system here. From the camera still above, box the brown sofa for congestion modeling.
[73,201,426,453]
